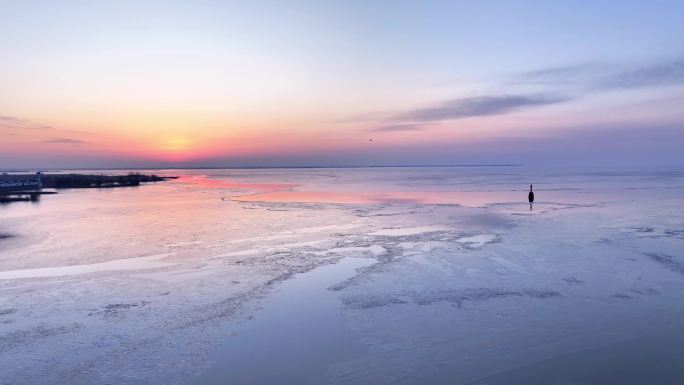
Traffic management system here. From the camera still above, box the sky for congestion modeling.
[1,0,683,169]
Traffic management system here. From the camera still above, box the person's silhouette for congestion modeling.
[528,184,534,210]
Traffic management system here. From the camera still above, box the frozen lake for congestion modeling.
[1,166,683,384]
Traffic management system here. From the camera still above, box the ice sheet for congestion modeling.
[1,166,683,384]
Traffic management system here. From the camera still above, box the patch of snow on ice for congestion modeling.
[457,234,497,248]
[371,225,451,236]
[0,253,175,280]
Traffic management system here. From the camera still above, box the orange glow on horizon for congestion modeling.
[160,135,192,153]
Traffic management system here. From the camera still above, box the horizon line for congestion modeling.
[1,164,525,172]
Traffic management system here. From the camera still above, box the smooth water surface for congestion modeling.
[197,257,373,385]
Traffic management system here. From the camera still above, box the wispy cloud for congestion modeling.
[41,138,86,145]
[395,94,568,122]
[0,115,53,130]
[519,58,684,90]
[596,60,684,89]
[356,57,684,135]
[519,63,606,85]
[358,93,568,133]
[370,123,430,132]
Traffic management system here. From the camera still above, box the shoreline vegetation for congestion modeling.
[0,173,177,203]
[41,172,177,189]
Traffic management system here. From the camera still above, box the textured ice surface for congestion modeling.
[1,167,683,384]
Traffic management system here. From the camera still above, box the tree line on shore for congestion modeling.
[42,172,173,188]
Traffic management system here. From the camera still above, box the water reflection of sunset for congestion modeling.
[231,190,517,207]
[175,175,297,191]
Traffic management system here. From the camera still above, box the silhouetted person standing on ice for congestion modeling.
[528,184,534,210]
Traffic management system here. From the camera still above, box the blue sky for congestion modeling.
[1,0,683,168]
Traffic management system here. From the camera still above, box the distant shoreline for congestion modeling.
[1,173,176,191]
[1,164,523,172]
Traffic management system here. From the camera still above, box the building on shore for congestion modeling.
[0,173,43,193]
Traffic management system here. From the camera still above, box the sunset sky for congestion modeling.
[2,0,683,169]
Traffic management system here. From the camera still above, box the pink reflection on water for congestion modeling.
[231,190,522,207]
[174,175,297,191]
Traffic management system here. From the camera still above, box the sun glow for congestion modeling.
[161,135,191,153]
